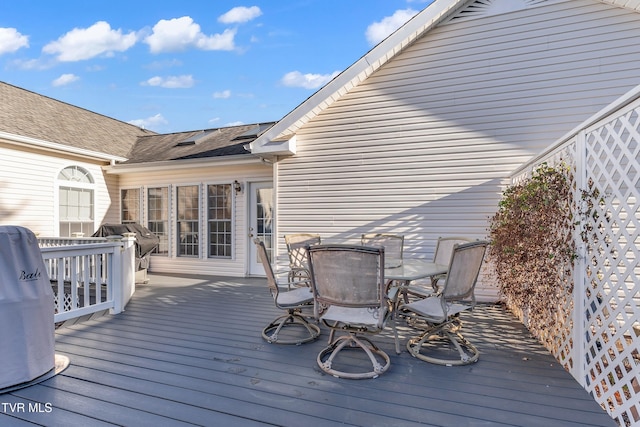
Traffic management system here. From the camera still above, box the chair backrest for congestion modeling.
[307,245,387,322]
[285,234,321,269]
[441,240,489,303]
[433,236,474,265]
[361,234,403,267]
[254,239,279,298]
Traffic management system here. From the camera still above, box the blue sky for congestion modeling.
[0,1,434,134]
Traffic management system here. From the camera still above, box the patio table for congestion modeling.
[385,259,447,286]
[384,259,448,311]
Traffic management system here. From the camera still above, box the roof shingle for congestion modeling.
[124,122,275,164]
[0,82,154,158]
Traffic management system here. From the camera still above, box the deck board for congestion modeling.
[1,273,615,426]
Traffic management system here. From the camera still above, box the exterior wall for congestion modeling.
[117,162,272,277]
[0,140,117,236]
[274,0,640,301]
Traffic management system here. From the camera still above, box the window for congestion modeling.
[121,188,140,224]
[177,185,199,257]
[207,184,232,258]
[148,187,169,255]
[58,166,94,237]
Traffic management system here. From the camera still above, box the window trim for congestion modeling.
[56,165,96,237]
[206,182,234,259]
[175,184,201,258]
[147,185,171,256]
[120,187,142,224]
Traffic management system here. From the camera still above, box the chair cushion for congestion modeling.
[403,296,471,321]
[276,286,314,307]
[321,306,382,329]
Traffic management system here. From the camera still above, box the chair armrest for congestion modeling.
[273,270,310,289]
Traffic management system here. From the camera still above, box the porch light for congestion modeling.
[233,180,243,194]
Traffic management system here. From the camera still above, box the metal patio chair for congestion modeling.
[401,236,474,302]
[307,244,396,379]
[254,239,320,345]
[361,233,404,268]
[399,240,488,366]
[284,233,321,283]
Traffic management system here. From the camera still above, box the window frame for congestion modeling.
[175,184,201,258]
[206,183,234,259]
[147,186,170,256]
[120,187,141,224]
[56,165,95,237]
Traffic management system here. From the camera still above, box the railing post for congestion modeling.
[573,130,587,388]
[107,234,135,314]
[106,236,123,314]
[121,233,137,309]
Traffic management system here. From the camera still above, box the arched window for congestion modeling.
[57,166,95,237]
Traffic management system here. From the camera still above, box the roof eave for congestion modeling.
[0,130,128,163]
[104,154,265,175]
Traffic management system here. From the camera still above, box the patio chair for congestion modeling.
[361,233,406,329]
[284,233,321,283]
[399,240,488,366]
[401,236,474,302]
[361,233,404,268]
[307,244,396,379]
[254,239,320,345]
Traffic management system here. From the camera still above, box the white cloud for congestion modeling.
[208,117,221,124]
[225,121,244,126]
[144,16,235,53]
[144,59,183,70]
[0,27,29,55]
[218,6,262,24]
[213,90,231,99]
[365,9,418,46]
[143,75,195,88]
[43,21,137,61]
[281,70,340,90]
[52,73,79,87]
[10,58,50,70]
[128,113,168,130]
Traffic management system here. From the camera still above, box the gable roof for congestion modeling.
[123,122,275,165]
[249,0,469,156]
[249,0,640,156]
[0,81,154,161]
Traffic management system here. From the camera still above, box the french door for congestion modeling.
[248,182,273,275]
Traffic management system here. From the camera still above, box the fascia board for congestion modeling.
[104,154,264,175]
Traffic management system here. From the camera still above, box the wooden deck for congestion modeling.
[1,273,615,426]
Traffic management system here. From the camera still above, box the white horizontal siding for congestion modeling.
[118,163,271,277]
[0,141,114,236]
[275,0,640,301]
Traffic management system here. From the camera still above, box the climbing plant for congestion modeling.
[487,163,577,338]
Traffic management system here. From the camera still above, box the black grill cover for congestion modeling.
[92,223,159,270]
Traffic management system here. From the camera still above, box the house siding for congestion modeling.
[274,0,640,301]
[117,163,271,277]
[0,141,117,236]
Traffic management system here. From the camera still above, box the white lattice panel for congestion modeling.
[513,140,579,373]
[511,100,640,425]
[583,105,640,426]
[54,293,78,313]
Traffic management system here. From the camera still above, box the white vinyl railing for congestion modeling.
[39,234,137,323]
[512,85,640,426]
